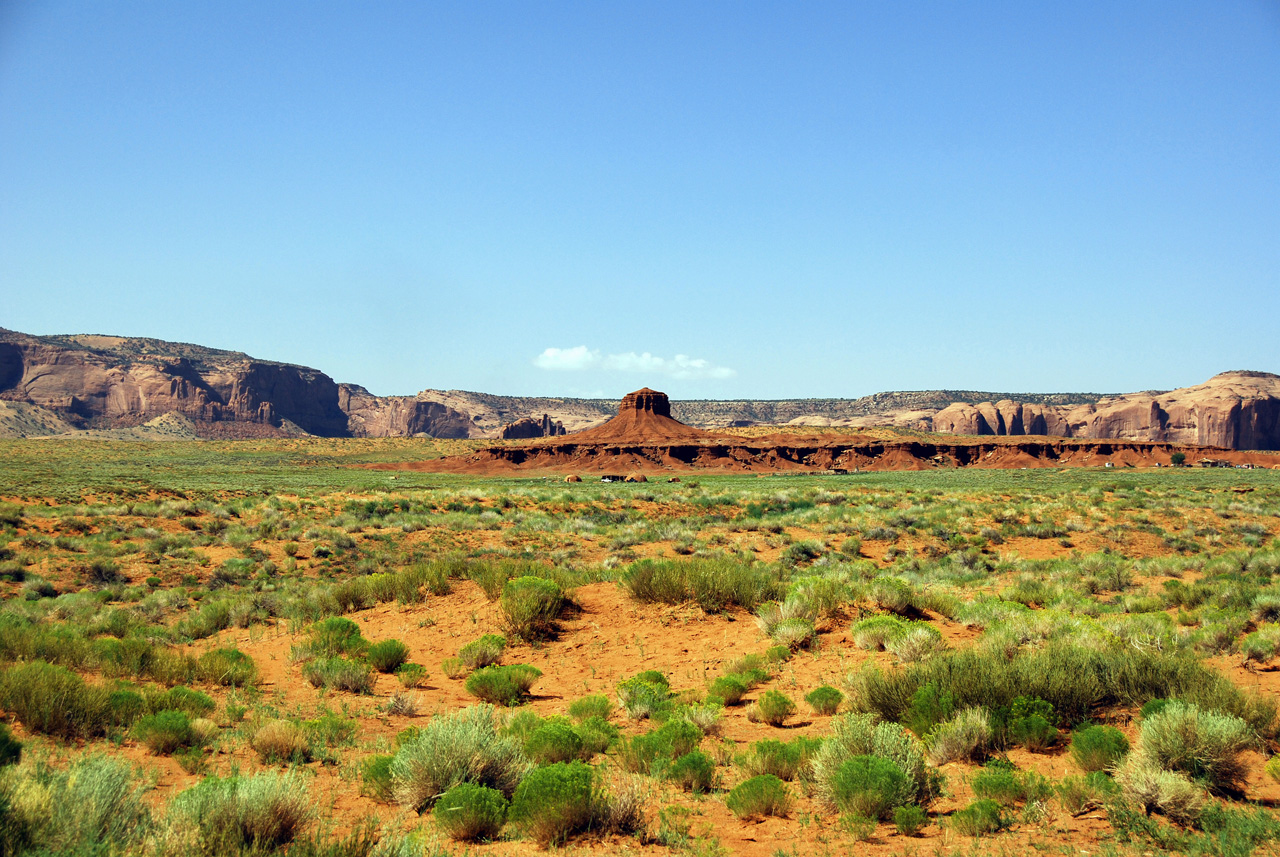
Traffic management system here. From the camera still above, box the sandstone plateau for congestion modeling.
[388,388,1280,476]
[2,328,1279,450]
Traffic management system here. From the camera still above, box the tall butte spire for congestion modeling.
[560,388,711,443]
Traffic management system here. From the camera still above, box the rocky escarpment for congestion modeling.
[0,329,348,438]
[499,414,565,439]
[339,385,480,438]
[932,372,1280,450]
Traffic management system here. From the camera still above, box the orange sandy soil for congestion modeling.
[7,576,1279,856]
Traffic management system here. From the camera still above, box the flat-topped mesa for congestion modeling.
[620,388,671,417]
[553,387,712,444]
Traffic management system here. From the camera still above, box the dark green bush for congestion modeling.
[617,720,703,774]
[949,799,1006,836]
[708,675,748,706]
[134,710,194,755]
[806,685,844,716]
[0,724,21,767]
[617,671,672,719]
[832,755,908,820]
[302,657,375,694]
[196,648,258,687]
[576,716,619,756]
[434,782,509,842]
[567,694,612,722]
[500,577,564,641]
[359,755,395,802]
[525,720,585,764]
[726,774,791,819]
[509,761,594,846]
[465,664,542,706]
[367,639,410,673]
[458,634,507,670]
[668,750,716,793]
[1070,725,1130,772]
[971,765,1050,807]
[148,685,216,718]
[306,617,367,657]
[0,660,112,739]
[1008,714,1057,751]
[755,690,796,727]
[894,804,928,836]
[737,737,823,781]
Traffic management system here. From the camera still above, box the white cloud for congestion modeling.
[533,346,735,380]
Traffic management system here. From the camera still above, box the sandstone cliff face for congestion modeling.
[929,372,1280,450]
[0,330,348,437]
[499,414,565,439]
[338,385,479,438]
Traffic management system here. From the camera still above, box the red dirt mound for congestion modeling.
[560,388,715,443]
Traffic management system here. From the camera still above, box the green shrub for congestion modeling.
[0,660,112,739]
[196,648,258,687]
[359,755,395,802]
[434,782,509,842]
[160,771,312,854]
[396,663,427,688]
[302,657,375,694]
[805,685,843,716]
[707,675,748,706]
[813,713,932,810]
[458,634,507,670]
[510,760,594,846]
[617,672,672,719]
[305,616,367,657]
[949,799,1006,836]
[465,664,542,706]
[894,804,928,836]
[622,558,782,612]
[0,754,151,855]
[617,720,703,774]
[726,775,791,819]
[148,686,217,718]
[567,694,612,721]
[390,705,530,812]
[755,690,796,727]
[737,737,823,781]
[134,710,194,755]
[367,639,410,673]
[1267,755,1280,784]
[576,716,620,756]
[525,719,585,764]
[1070,724,1130,772]
[304,712,358,747]
[668,750,716,793]
[851,614,907,650]
[832,755,909,819]
[971,766,1049,807]
[1138,700,1254,791]
[902,681,957,738]
[500,577,564,640]
[1008,713,1057,751]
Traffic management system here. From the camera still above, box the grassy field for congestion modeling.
[2,438,1280,856]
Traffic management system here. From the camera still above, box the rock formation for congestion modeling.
[0,329,347,437]
[339,385,479,438]
[563,388,714,443]
[930,372,1280,450]
[500,414,566,439]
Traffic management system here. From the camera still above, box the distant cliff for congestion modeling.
[0,329,347,438]
[2,328,1277,449]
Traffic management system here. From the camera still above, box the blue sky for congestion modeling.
[2,2,1277,399]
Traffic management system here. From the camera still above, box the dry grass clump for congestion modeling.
[925,707,992,765]
[251,719,312,765]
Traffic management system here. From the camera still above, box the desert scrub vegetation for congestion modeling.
[390,705,530,812]
[3,448,1280,855]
